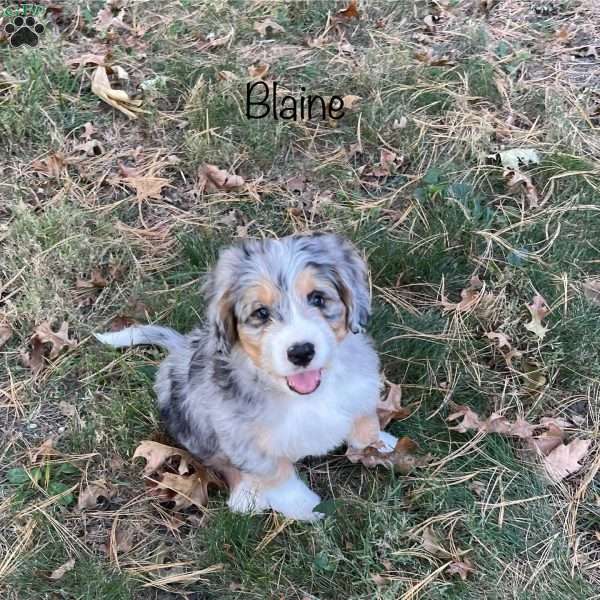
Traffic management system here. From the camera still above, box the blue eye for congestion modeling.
[308,291,326,308]
[252,307,270,321]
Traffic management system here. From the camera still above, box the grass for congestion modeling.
[1,0,599,598]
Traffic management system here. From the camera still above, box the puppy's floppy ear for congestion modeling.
[325,235,371,333]
[202,247,240,353]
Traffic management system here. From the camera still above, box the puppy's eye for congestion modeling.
[252,307,270,322]
[308,291,326,308]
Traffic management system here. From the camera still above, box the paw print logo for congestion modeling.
[4,15,45,48]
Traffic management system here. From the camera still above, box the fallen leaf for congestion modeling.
[0,322,12,348]
[490,148,541,170]
[336,0,359,20]
[421,526,452,557]
[103,524,134,556]
[248,63,270,79]
[74,139,104,156]
[529,422,565,456]
[91,66,144,119]
[80,122,96,141]
[121,175,171,202]
[423,14,437,34]
[134,440,224,510]
[447,405,483,433]
[31,321,76,359]
[441,276,494,314]
[30,438,59,463]
[49,558,75,580]
[486,331,511,352]
[254,18,285,37]
[505,168,539,208]
[524,294,549,339]
[59,401,77,418]
[583,278,600,305]
[543,439,591,482]
[31,153,68,178]
[20,336,45,376]
[75,269,108,290]
[346,437,428,473]
[78,481,115,510]
[342,94,362,110]
[286,175,307,194]
[217,70,238,81]
[197,164,245,193]
[377,384,411,428]
[447,559,475,581]
[133,441,193,476]
[112,65,129,80]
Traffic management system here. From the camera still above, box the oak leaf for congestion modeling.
[197,164,245,193]
[121,175,171,202]
[78,481,115,510]
[248,62,270,79]
[441,276,494,314]
[505,168,539,208]
[377,384,411,428]
[346,436,428,474]
[91,66,144,119]
[524,294,549,339]
[543,439,591,482]
[49,558,75,580]
[133,440,225,510]
[447,559,475,581]
[31,153,69,178]
[31,321,76,359]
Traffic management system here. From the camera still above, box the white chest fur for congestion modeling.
[267,334,381,461]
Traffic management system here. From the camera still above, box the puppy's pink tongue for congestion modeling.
[286,369,321,394]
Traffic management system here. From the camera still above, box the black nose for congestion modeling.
[287,342,315,367]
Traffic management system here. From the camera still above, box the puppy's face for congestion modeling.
[204,234,371,395]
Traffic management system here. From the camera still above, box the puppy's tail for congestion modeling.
[94,325,185,354]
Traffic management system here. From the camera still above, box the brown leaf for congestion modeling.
[32,321,76,359]
[121,175,171,202]
[49,558,75,580]
[254,18,285,37]
[217,70,238,81]
[447,405,483,433]
[583,278,600,305]
[78,481,115,510]
[346,436,428,474]
[134,440,225,510]
[0,322,12,349]
[76,269,109,290]
[197,30,233,51]
[529,423,565,456]
[342,94,362,110]
[81,122,97,141]
[420,526,452,557]
[248,62,270,79]
[30,438,59,463]
[103,524,134,556]
[31,153,68,178]
[441,276,494,314]
[447,559,475,581]
[197,164,245,194]
[524,294,549,339]
[543,439,591,482]
[73,139,104,156]
[91,66,144,119]
[21,336,46,376]
[286,175,307,194]
[377,384,411,428]
[133,440,193,476]
[505,168,539,208]
[337,0,360,20]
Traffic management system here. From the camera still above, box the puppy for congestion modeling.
[95,233,397,520]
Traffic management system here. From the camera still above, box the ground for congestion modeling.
[1,0,599,598]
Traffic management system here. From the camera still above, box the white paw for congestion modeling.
[378,430,398,452]
[227,479,268,514]
[264,475,323,521]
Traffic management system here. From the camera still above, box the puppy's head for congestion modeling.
[204,234,371,395]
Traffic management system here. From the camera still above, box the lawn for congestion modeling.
[1,0,599,598]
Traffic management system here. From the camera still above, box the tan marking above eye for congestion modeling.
[295,268,318,298]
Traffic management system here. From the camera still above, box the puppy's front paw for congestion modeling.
[227,479,268,514]
[378,430,398,452]
[264,476,323,521]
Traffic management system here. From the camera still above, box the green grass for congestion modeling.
[1,1,599,598]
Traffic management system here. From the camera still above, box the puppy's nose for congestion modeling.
[287,342,315,367]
